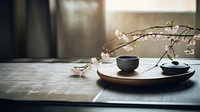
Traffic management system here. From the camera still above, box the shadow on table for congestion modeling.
[96,79,196,94]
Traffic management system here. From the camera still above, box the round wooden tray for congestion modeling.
[97,64,195,86]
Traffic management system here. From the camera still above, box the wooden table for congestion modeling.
[0,58,200,112]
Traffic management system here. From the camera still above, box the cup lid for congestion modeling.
[160,61,190,74]
[161,61,189,69]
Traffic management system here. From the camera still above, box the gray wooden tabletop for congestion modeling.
[0,58,200,109]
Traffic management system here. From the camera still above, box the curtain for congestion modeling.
[14,0,52,58]
[56,0,105,58]
[0,0,14,58]
[26,0,52,57]
[13,0,105,58]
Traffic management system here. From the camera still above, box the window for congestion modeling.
[105,0,196,58]
[106,0,196,12]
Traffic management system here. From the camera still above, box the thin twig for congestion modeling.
[126,25,200,35]
[155,51,168,67]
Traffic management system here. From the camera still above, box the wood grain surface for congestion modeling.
[0,63,105,101]
[96,65,200,104]
[0,58,200,106]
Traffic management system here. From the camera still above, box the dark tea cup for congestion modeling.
[116,55,139,72]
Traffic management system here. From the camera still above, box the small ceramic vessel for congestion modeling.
[160,61,190,75]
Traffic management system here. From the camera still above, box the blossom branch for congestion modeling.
[108,33,195,54]
[108,35,144,53]
[72,21,200,76]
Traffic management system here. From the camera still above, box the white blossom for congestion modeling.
[115,30,122,39]
[165,25,179,34]
[172,37,185,44]
[91,58,99,65]
[121,34,129,42]
[188,39,196,46]
[159,32,164,34]
[133,36,139,40]
[148,32,157,41]
[174,25,179,32]
[101,52,110,61]
[81,65,92,76]
[165,45,172,52]
[148,32,153,34]
[174,54,179,58]
[179,38,188,43]
[133,34,147,42]
[139,36,148,42]
[193,34,200,40]
[71,68,83,76]
[184,49,194,55]
[123,45,133,51]
[155,32,163,39]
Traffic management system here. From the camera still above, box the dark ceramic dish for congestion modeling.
[160,61,190,75]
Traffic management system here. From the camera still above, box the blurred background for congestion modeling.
[0,0,199,58]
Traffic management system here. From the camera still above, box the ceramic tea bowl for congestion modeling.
[116,55,139,72]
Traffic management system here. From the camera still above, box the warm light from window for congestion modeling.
[106,0,196,12]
